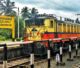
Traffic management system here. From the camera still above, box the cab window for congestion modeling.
[50,20,53,27]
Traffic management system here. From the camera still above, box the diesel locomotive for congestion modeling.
[23,14,80,56]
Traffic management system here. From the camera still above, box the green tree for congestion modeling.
[31,7,38,16]
[76,18,79,23]
[0,0,16,16]
[21,7,30,19]
[21,7,39,19]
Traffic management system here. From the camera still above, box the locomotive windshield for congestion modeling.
[25,18,44,26]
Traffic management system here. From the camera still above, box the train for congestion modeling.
[23,14,80,56]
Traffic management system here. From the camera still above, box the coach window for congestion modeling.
[50,20,53,28]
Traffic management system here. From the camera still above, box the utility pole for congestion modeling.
[18,7,20,39]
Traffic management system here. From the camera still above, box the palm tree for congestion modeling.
[0,0,16,16]
[31,7,38,16]
[21,7,30,19]
[21,7,39,19]
[31,7,38,24]
[76,18,79,23]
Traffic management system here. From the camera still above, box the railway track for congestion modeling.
[0,47,79,68]
[8,57,30,68]
[9,57,50,68]
[0,53,47,68]
[0,56,30,68]
[6,57,47,68]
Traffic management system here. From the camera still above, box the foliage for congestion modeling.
[21,7,30,19]
[31,7,38,16]
[75,18,80,23]
[16,37,23,41]
[0,0,16,15]
[0,29,12,40]
[21,7,38,19]
[0,35,6,41]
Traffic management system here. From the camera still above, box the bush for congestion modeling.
[16,38,23,41]
[0,35,6,41]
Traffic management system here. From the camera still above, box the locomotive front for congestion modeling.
[24,16,56,41]
[24,17,45,41]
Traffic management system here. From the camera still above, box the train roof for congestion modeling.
[56,19,80,25]
[25,14,55,20]
[25,14,80,25]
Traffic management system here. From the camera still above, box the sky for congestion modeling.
[11,0,80,19]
